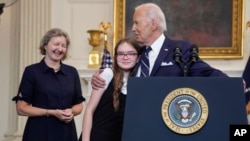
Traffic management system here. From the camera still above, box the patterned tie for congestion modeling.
[140,46,152,77]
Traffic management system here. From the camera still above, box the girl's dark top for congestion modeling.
[79,79,126,141]
[12,58,85,141]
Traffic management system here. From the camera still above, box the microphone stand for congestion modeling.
[183,62,188,77]
[173,47,187,76]
[174,44,199,77]
[185,45,199,76]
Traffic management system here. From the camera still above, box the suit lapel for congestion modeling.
[150,37,172,76]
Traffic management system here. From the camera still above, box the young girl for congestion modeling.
[80,37,141,141]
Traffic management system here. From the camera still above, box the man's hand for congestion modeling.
[91,69,105,90]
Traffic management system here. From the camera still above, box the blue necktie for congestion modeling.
[140,47,152,77]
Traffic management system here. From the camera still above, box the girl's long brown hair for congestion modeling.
[112,37,141,112]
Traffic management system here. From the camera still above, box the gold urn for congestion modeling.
[87,29,103,68]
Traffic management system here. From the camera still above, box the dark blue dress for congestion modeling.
[12,59,85,141]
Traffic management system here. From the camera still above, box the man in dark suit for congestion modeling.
[92,3,227,89]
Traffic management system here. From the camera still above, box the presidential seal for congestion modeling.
[161,88,208,134]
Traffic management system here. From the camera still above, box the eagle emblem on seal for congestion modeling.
[175,99,196,123]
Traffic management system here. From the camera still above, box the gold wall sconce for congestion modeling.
[99,21,112,50]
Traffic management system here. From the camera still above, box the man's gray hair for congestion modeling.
[135,3,167,32]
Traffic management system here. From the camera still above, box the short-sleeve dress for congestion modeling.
[79,68,127,141]
[12,59,85,141]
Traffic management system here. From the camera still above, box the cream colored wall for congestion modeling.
[0,0,250,141]
[0,7,12,141]
[0,1,20,141]
[52,0,114,69]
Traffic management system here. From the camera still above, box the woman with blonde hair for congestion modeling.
[12,28,85,141]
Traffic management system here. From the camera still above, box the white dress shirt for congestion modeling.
[136,34,165,77]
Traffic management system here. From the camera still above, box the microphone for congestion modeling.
[173,43,187,76]
[173,44,182,64]
[189,44,199,63]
